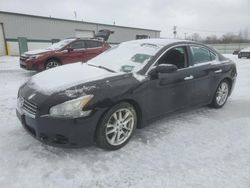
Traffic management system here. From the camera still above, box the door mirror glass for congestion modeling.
[148,64,177,76]
[67,47,74,52]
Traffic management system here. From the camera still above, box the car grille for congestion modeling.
[241,52,250,56]
[22,97,37,118]
[20,55,29,61]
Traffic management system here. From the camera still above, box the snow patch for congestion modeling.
[28,63,119,95]
[24,49,51,55]
[133,73,147,82]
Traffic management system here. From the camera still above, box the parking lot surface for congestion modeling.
[0,55,249,188]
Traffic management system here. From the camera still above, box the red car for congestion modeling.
[20,38,110,71]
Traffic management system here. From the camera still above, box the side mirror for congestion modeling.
[67,47,74,52]
[148,64,177,76]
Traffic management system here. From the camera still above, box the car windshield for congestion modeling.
[243,47,250,51]
[87,41,164,73]
[46,39,75,50]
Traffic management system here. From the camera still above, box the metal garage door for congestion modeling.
[75,30,94,38]
[0,24,6,56]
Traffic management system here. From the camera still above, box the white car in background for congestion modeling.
[238,47,250,59]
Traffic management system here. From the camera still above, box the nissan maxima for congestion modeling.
[16,39,237,150]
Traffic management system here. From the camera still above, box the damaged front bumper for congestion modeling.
[16,108,104,148]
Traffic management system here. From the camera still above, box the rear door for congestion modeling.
[83,40,104,62]
[188,45,219,105]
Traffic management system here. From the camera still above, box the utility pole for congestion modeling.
[173,26,177,39]
[74,11,77,20]
[184,33,187,40]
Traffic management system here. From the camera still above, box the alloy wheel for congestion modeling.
[216,82,229,106]
[105,108,135,146]
[46,61,60,69]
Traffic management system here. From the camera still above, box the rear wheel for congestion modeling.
[45,59,61,69]
[96,102,137,150]
[210,80,230,108]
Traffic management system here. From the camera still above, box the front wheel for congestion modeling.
[45,59,61,69]
[210,80,230,108]
[96,102,137,150]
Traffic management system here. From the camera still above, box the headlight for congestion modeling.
[49,95,93,118]
[29,55,41,59]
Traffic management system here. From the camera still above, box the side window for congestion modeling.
[190,46,212,64]
[136,35,150,39]
[69,41,85,49]
[157,46,187,69]
[85,41,102,48]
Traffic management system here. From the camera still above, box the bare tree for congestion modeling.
[205,35,218,44]
[191,33,202,41]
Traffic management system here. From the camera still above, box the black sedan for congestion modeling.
[238,47,250,59]
[16,39,237,150]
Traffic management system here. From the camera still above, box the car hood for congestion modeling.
[27,62,123,95]
[24,49,52,55]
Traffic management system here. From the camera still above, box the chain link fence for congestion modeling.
[207,43,250,54]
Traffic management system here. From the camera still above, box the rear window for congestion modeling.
[85,41,102,48]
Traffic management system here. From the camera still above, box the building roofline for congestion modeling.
[0,11,161,32]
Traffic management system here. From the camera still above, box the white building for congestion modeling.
[0,11,161,56]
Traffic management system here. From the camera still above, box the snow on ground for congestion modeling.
[0,55,250,188]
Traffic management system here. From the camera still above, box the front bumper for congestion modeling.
[19,59,44,71]
[16,109,104,148]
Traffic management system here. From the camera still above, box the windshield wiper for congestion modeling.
[87,64,116,73]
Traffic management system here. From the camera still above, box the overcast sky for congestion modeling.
[0,0,250,39]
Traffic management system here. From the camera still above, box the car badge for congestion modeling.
[28,93,36,100]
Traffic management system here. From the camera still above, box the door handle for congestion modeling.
[214,69,222,73]
[184,75,194,80]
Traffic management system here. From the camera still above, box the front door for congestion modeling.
[61,40,86,64]
[146,46,194,118]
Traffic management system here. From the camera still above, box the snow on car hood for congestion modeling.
[24,49,51,55]
[27,62,120,95]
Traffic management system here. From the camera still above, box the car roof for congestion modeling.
[122,38,189,47]
[66,37,105,42]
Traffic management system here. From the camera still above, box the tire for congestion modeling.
[45,59,61,69]
[210,80,230,108]
[96,102,137,150]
